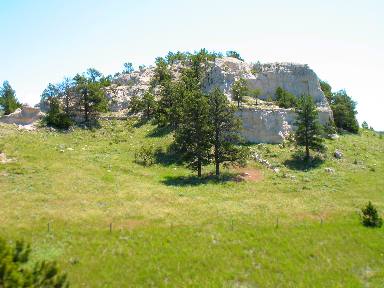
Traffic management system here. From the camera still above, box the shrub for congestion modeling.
[0,237,68,287]
[275,87,297,108]
[361,201,383,228]
[134,145,155,166]
[45,98,73,129]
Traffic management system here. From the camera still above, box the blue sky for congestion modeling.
[1,0,383,129]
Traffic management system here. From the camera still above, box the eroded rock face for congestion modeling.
[203,57,329,107]
[237,106,332,143]
[0,107,43,126]
[108,57,333,143]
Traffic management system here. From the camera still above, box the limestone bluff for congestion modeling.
[106,57,333,144]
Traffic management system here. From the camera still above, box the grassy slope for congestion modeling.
[0,120,383,287]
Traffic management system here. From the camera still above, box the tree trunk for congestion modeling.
[197,159,202,177]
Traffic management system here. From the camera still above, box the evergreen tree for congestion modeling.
[174,91,212,177]
[250,89,261,106]
[0,81,21,115]
[361,121,369,129]
[295,95,325,160]
[74,74,108,125]
[0,237,68,287]
[331,90,359,133]
[123,62,134,74]
[232,78,248,108]
[319,80,333,103]
[45,97,73,129]
[209,87,243,176]
[275,87,297,108]
[142,91,156,119]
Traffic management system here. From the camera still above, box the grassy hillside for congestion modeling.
[0,120,383,287]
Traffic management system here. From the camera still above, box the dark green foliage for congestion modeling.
[320,81,359,134]
[123,62,134,74]
[0,237,68,287]
[361,121,369,129]
[128,94,144,115]
[275,87,297,108]
[232,78,248,108]
[226,51,244,61]
[73,73,108,125]
[209,88,244,176]
[142,91,156,119]
[295,95,325,160]
[151,57,172,87]
[319,80,333,103]
[251,61,262,75]
[174,91,212,177]
[165,51,189,65]
[45,97,73,129]
[128,91,157,119]
[331,90,359,133]
[361,201,383,228]
[0,81,22,115]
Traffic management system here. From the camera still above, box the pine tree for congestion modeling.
[295,95,325,160]
[142,91,156,119]
[232,78,248,108]
[209,88,243,176]
[0,237,68,287]
[361,201,383,228]
[174,91,212,177]
[0,81,21,115]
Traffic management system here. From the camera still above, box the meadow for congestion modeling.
[0,120,383,287]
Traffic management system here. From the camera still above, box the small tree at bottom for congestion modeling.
[0,237,68,287]
[361,201,383,228]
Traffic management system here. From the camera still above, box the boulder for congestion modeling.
[334,150,343,159]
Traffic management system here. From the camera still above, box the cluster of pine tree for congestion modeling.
[320,80,359,133]
[131,50,247,177]
[41,68,111,128]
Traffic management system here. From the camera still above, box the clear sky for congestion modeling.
[0,0,383,130]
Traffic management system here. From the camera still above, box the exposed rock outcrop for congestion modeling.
[0,107,43,126]
[104,57,334,143]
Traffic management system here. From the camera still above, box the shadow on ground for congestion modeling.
[146,125,173,138]
[161,173,238,186]
[284,153,325,171]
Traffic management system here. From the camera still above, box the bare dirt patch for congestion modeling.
[0,153,14,164]
[235,167,263,182]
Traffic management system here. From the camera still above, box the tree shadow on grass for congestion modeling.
[284,152,325,171]
[154,148,183,166]
[161,173,238,187]
[146,125,173,138]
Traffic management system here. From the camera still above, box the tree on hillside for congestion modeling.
[123,62,134,74]
[361,121,369,129]
[0,237,68,287]
[86,68,102,83]
[174,91,212,177]
[319,80,333,103]
[58,77,76,116]
[232,78,248,108]
[0,81,22,115]
[209,87,243,176]
[275,87,297,108]
[320,81,359,134]
[44,97,73,129]
[226,51,244,61]
[250,88,261,106]
[142,91,156,119]
[295,95,325,160]
[73,74,108,124]
[331,90,359,133]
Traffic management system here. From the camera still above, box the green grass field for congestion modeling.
[0,120,383,287]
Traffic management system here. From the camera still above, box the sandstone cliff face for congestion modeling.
[104,57,334,143]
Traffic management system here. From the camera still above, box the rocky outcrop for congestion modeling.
[237,106,332,143]
[0,107,43,126]
[107,57,333,143]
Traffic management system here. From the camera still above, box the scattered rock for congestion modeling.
[329,134,339,140]
[325,167,335,174]
[0,153,14,164]
[272,168,280,173]
[334,150,343,159]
